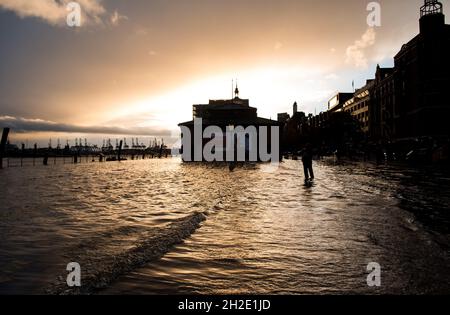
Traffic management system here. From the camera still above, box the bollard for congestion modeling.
[0,128,10,169]
[118,140,123,161]
[21,143,25,167]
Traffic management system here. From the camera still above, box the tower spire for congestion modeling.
[234,79,239,99]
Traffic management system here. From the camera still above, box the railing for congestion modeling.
[420,1,443,17]
[0,152,172,169]
[0,128,172,169]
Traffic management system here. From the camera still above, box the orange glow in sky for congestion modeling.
[1,0,446,146]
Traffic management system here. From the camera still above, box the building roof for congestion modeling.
[375,65,394,81]
[355,79,375,94]
[200,97,250,107]
[178,117,280,127]
[194,103,255,111]
[328,92,354,112]
[395,34,421,59]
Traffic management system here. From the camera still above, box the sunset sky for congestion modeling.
[0,0,448,146]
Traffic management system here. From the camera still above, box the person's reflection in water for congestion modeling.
[302,143,314,182]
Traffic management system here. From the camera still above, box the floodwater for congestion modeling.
[1,158,450,295]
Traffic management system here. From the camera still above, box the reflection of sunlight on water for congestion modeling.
[106,159,450,295]
[1,158,450,294]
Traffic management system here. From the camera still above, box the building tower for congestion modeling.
[234,81,240,99]
[420,0,445,33]
[420,0,443,17]
[293,102,298,116]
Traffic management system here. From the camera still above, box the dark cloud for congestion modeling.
[0,116,171,137]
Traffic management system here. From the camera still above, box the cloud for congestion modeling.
[345,27,376,68]
[110,9,127,26]
[0,0,117,26]
[0,116,171,137]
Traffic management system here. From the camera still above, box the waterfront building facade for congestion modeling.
[295,1,450,144]
[179,90,280,162]
[327,93,353,113]
[391,0,450,139]
[370,66,395,141]
[343,80,374,134]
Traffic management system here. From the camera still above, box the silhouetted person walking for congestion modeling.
[302,143,314,181]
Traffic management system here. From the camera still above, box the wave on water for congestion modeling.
[46,212,207,295]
